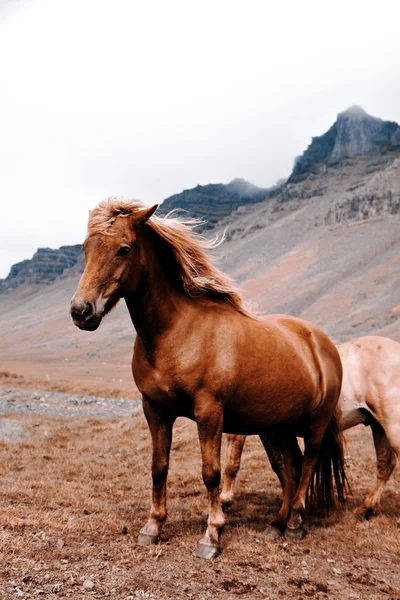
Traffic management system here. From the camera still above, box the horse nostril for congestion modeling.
[70,300,95,321]
[70,303,80,319]
[82,301,95,320]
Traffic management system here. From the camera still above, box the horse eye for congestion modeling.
[117,246,130,257]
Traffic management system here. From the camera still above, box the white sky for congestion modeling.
[1,0,400,277]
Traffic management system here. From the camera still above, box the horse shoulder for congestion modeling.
[131,311,236,400]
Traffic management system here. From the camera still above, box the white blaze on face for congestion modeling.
[95,292,108,315]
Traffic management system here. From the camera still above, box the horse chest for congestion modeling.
[134,366,176,403]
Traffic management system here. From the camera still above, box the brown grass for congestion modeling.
[0,411,399,599]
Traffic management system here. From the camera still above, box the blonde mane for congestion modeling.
[88,197,253,317]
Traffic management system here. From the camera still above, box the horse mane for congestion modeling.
[88,197,253,318]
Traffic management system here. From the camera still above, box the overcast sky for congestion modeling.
[1,0,399,277]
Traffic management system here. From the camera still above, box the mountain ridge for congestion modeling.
[158,177,279,227]
[1,106,400,292]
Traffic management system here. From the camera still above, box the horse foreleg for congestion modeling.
[138,396,175,546]
[194,395,225,559]
[220,434,246,509]
[353,419,397,519]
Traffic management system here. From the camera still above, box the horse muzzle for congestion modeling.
[70,299,103,331]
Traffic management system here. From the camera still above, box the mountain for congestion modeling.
[158,178,278,228]
[2,105,399,293]
[290,106,400,182]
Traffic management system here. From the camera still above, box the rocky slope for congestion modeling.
[217,154,400,339]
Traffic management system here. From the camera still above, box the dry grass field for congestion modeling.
[0,404,399,600]
[1,169,400,598]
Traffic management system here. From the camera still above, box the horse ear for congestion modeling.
[134,204,158,226]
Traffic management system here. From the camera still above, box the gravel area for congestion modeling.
[0,386,141,420]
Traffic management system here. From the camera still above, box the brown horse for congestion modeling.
[70,198,347,558]
[220,336,400,521]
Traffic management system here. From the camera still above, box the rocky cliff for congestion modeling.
[290,106,400,182]
[0,245,83,292]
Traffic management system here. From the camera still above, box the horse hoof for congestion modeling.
[193,543,220,559]
[364,507,377,520]
[263,525,283,540]
[284,526,307,541]
[137,532,160,546]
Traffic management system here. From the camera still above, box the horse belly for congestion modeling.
[222,388,311,436]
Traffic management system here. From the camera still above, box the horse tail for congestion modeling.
[307,409,350,516]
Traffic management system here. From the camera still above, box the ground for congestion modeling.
[0,386,399,599]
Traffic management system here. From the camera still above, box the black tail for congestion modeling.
[307,411,350,516]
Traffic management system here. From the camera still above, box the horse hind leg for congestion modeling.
[352,419,397,519]
[262,434,303,540]
[284,438,321,541]
[219,434,246,510]
[260,434,288,492]
[285,411,347,541]
[219,433,304,540]
[219,430,291,511]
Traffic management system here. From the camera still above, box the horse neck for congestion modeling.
[124,227,187,349]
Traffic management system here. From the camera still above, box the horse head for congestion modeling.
[70,201,158,331]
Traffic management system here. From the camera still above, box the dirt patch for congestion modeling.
[0,401,399,599]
